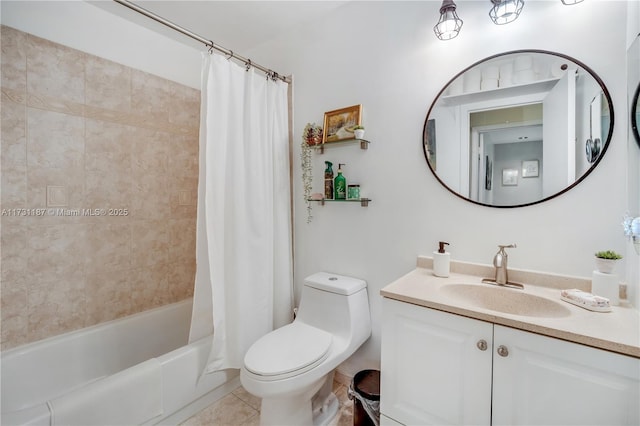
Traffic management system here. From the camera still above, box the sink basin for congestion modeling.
[440,283,571,318]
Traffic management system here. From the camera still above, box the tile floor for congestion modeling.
[180,381,353,426]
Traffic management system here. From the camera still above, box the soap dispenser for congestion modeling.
[433,241,450,278]
[334,163,346,200]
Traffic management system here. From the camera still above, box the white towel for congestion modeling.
[48,358,163,426]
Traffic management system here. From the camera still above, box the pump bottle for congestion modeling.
[324,161,334,199]
[433,241,450,278]
[334,163,346,200]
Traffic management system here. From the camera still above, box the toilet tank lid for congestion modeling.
[304,272,366,295]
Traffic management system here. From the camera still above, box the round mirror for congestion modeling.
[632,81,640,148]
[423,50,614,208]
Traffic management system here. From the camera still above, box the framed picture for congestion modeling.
[502,169,518,186]
[322,104,362,143]
[522,160,539,178]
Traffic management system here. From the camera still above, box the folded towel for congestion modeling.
[48,358,163,426]
[560,289,611,312]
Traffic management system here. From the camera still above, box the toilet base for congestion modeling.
[312,392,339,426]
[258,374,339,426]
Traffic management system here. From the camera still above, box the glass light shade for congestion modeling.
[434,0,463,40]
[489,0,524,25]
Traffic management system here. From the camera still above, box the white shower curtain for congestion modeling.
[189,52,293,373]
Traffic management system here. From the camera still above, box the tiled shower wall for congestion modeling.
[0,26,200,349]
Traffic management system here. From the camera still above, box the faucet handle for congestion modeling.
[498,243,517,250]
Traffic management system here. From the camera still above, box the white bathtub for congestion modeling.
[1,299,239,426]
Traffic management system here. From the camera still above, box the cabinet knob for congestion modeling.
[497,345,509,357]
[476,339,488,351]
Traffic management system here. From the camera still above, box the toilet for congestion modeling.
[240,272,371,426]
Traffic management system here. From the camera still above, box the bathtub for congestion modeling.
[1,299,239,426]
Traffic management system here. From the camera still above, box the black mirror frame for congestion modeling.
[423,49,615,209]
[632,81,640,149]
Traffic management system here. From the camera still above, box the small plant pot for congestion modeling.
[354,129,365,140]
[595,257,619,274]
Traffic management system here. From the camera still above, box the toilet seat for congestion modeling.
[244,322,332,381]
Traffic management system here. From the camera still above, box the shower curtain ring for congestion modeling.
[226,50,234,60]
[245,59,252,72]
[207,43,214,54]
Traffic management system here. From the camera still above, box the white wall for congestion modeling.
[248,0,633,374]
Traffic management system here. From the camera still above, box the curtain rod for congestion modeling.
[112,0,291,84]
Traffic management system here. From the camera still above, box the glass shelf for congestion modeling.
[307,198,371,207]
[312,138,370,154]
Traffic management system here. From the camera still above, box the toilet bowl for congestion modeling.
[240,272,371,426]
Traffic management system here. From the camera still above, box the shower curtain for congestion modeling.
[189,52,293,373]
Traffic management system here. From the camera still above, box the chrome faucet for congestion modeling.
[482,244,523,289]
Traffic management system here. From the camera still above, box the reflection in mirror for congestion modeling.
[632,82,640,148]
[423,50,614,208]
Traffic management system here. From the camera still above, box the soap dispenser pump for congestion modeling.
[433,241,450,278]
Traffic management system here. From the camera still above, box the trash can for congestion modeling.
[348,369,380,426]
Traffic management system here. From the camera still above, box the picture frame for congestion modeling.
[522,160,539,178]
[322,104,362,143]
[502,169,518,186]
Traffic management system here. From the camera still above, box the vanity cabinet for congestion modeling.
[380,297,640,426]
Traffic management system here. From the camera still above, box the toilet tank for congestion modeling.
[296,272,370,342]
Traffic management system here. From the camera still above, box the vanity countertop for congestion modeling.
[380,262,640,359]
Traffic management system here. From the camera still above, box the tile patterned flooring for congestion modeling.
[180,381,353,426]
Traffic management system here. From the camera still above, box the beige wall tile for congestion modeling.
[132,219,169,267]
[27,167,85,216]
[85,269,133,325]
[1,99,27,208]
[85,55,132,111]
[132,69,172,124]
[85,222,132,274]
[1,25,27,94]
[1,217,28,283]
[169,81,200,127]
[169,218,196,264]
[1,27,200,348]
[170,176,198,218]
[1,313,29,350]
[167,259,195,303]
[27,275,86,341]
[26,33,84,103]
[130,263,169,311]
[26,223,87,283]
[168,134,199,179]
[27,108,84,169]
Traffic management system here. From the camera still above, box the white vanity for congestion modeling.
[380,257,640,426]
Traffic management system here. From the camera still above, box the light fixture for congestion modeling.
[434,0,463,41]
[489,0,524,25]
[561,0,583,4]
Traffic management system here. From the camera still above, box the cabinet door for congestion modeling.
[492,325,640,426]
[381,298,493,425]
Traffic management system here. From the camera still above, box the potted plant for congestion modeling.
[301,123,322,223]
[353,125,365,140]
[302,123,323,146]
[594,250,623,274]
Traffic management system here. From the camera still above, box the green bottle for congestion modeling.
[324,161,334,200]
[334,163,346,200]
